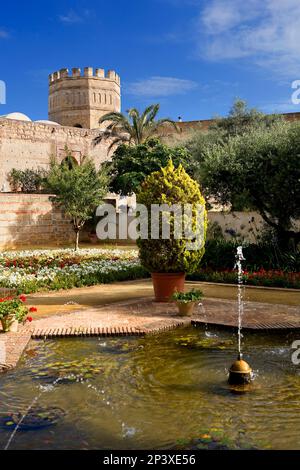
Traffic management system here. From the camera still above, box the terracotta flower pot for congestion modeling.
[176,301,196,316]
[10,319,19,332]
[151,272,185,302]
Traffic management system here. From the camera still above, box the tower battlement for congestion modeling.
[48,66,121,129]
[48,67,121,85]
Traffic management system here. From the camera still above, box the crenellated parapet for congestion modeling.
[48,67,121,85]
[48,66,121,129]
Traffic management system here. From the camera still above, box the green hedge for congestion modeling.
[188,269,300,289]
[201,239,300,272]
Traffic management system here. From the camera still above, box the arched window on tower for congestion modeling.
[73,123,83,128]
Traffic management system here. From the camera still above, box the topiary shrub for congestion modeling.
[136,160,207,273]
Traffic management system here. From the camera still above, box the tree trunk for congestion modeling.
[258,208,300,249]
[74,229,80,251]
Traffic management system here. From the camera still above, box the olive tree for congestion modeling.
[199,121,300,247]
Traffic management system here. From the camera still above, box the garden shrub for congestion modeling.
[106,138,191,195]
[8,168,47,193]
[200,239,300,272]
[136,160,207,273]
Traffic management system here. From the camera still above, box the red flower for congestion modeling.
[29,307,37,313]
[26,316,33,322]
[19,295,27,303]
[0,296,13,302]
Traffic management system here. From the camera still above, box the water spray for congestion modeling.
[228,246,253,386]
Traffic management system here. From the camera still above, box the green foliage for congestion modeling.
[199,121,300,245]
[94,103,178,150]
[201,239,300,272]
[45,156,109,250]
[186,99,285,211]
[6,264,148,295]
[8,168,47,193]
[0,249,147,294]
[210,99,282,137]
[106,138,191,195]
[186,100,300,244]
[137,160,207,273]
[188,269,300,289]
[206,221,224,240]
[0,297,29,326]
[172,288,203,303]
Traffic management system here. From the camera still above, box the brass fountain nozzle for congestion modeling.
[228,354,252,385]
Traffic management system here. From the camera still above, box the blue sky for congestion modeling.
[1,0,300,121]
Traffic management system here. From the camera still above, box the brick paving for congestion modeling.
[192,297,300,330]
[1,294,300,373]
[31,298,192,338]
[0,324,33,372]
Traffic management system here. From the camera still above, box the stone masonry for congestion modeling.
[48,67,121,129]
[0,193,74,247]
[1,66,300,247]
[0,118,109,191]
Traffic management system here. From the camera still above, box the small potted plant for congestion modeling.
[172,289,203,316]
[0,295,36,333]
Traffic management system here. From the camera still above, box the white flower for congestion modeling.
[0,249,142,288]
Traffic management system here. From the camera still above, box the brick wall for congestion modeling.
[0,194,299,249]
[0,193,74,248]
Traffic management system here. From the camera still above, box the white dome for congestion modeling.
[35,120,61,126]
[3,112,32,122]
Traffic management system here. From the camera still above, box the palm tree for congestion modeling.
[93,104,179,150]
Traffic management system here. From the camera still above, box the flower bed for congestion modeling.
[0,248,138,268]
[0,249,147,294]
[188,268,300,289]
[0,248,298,293]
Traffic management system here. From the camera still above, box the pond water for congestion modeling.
[0,326,300,450]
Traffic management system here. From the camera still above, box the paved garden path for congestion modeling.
[30,295,300,339]
[26,279,300,321]
[1,280,299,372]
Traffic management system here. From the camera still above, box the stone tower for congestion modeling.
[48,67,121,129]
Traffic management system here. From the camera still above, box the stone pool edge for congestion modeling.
[1,296,300,373]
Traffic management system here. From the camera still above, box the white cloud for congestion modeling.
[201,0,260,35]
[126,76,198,97]
[0,28,9,39]
[59,9,92,24]
[198,0,300,77]
[260,100,300,114]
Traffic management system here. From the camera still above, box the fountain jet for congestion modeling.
[228,352,252,385]
[228,246,253,386]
